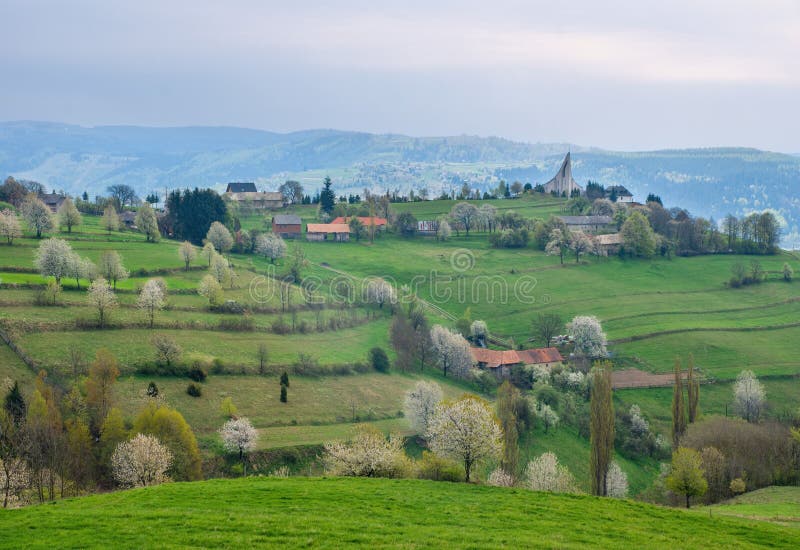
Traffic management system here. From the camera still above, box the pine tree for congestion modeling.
[319,177,336,215]
[280,384,288,403]
[672,358,687,447]
[3,381,26,426]
[687,354,699,423]
[590,360,614,496]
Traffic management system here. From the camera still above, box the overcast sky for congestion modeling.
[1,0,798,151]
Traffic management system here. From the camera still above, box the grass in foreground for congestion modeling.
[707,486,800,527]
[0,477,797,549]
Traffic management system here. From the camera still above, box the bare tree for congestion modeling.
[532,313,562,347]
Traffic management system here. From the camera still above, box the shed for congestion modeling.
[306,223,350,242]
[272,214,302,238]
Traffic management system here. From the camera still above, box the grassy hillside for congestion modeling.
[709,487,800,527]
[1,477,797,549]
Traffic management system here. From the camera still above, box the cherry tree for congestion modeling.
[567,315,608,358]
[0,209,22,245]
[56,197,82,233]
[220,417,258,476]
[606,461,629,498]
[138,279,166,328]
[34,237,73,285]
[523,452,579,493]
[733,369,766,422]
[88,277,117,327]
[20,195,53,238]
[205,221,233,253]
[426,396,502,482]
[112,433,173,487]
[255,233,287,264]
[178,241,197,270]
[403,381,443,434]
[323,424,409,478]
[365,278,397,309]
[429,325,473,378]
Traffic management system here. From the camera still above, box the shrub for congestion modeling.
[368,347,390,372]
[187,365,207,382]
[218,316,255,331]
[186,383,202,397]
[416,451,464,482]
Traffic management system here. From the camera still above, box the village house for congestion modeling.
[557,215,614,233]
[471,347,564,379]
[331,216,388,230]
[416,220,439,235]
[272,214,302,239]
[306,223,350,242]
[606,185,634,203]
[119,211,137,228]
[596,233,623,254]
[40,193,65,213]
[224,182,283,209]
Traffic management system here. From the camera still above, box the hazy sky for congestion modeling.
[2,0,799,151]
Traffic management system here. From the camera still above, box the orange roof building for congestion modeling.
[470,346,564,377]
[331,216,387,227]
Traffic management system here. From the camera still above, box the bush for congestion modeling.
[218,316,255,331]
[368,347,390,372]
[416,451,464,482]
[187,365,208,382]
[186,383,202,397]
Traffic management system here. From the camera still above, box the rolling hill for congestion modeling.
[0,477,797,549]
[2,121,799,246]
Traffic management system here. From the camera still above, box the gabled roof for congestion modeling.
[226,182,257,193]
[471,347,563,368]
[331,216,388,226]
[517,347,564,364]
[227,191,283,202]
[306,223,350,234]
[607,185,633,197]
[40,193,65,206]
[558,215,613,225]
[272,214,302,225]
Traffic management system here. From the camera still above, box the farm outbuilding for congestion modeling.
[306,223,350,242]
[272,215,302,238]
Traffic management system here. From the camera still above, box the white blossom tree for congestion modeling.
[201,242,216,267]
[545,228,570,264]
[523,452,579,493]
[88,277,117,327]
[135,202,160,242]
[429,325,473,378]
[66,252,96,290]
[470,320,488,345]
[437,220,452,241]
[198,274,224,307]
[535,401,559,433]
[20,195,53,238]
[606,461,629,498]
[210,253,231,286]
[487,468,515,487]
[567,316,608,358]
[35,237,73,285]
[323,424,409,478]
[449,202,479,236]
[365,278,397,309]
[255,233,287,264]
[56,197,82,233]
[569,231,592,263]
[138,279,166,328]
[733,369,766,422]
[101,205,119,234]
[99,250,129,289]
[178,241,197,270]
[0,209,22,245]
[112,433,173,487]
[403,381,443,434]
[426,396,502,482]
[219,417,258,476]
[206,221,233,253]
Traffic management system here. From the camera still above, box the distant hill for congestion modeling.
[1,477,797,548]
[2,121,798,246]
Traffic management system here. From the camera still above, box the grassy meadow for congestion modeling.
[0,477,797,549]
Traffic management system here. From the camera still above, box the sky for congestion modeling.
[1,0,799,152]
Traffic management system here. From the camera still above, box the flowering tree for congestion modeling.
[0,209,22,245]
[88,277,117,327]
[487,468,514,487]
[101,205,119,234]
[198,274,224,307]
[178,241,197,270]
[606,462,629,498]
[201,242,216,266]
[35,237,73,285]
[436,220,452,241]
[323,424,409,478]
[255,233,287,264]
[733,369,766,422]
[535,401,559,433]
[523,452,579,493]
[365,278,397,309]
[220,417,258,476]
[545,228,569,264]
[56,197,82,233]
[403,381,443,434]
[112,433,173,487]
[568,316,608,358]
[470,320,488,346]
[135,202,160,242]
[20,195,53,238]
[426,396,502,482]
[429,325,473,378]
[206,221,233,253]
[210,253,231,285]
[138,279,166,328]
[99,250,128,289]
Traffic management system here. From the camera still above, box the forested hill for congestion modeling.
[2,121,799,245]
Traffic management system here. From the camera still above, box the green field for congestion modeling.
[708,487,800,526]
[0,477,796,548]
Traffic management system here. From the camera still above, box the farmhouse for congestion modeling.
[331,216,388,230]
[40,193,65,213]
[543,153,582,196]
[607,185,634,203]
[417,220,439,235]
[596,233,623,253]
[471,347,564,379]
[224,182,283,209]
[558,215,614,233]
[306,223,350,242]
[272,214,302,239]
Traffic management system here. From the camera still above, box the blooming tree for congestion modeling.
[138,279,166,328]
[99,250,129,289]
[0,209,22,245]
[567,315,608,358]
[66,251,96,290]
[523,452,579,493]
[487,468,515,487]
[135,202,160,242]
[606,461,629,498]
[57,197,82,233]
[178,241,197,270]
[470,320,488,345]
[429,325,473,378]
[255,233,287,264]
[323,424,409,478]
[436,220,452,241]
[112,433,173,487]
[426,396,502,482]
[198,274,224,307]
[733,369,766,422]
[365,278,397,309]
[101,205,119,234]
[88,277,117,327]
[20,195,53,238]
[206,221,233,253]
[403,381,443,434]
[535,401,559,433]
[220,417,258,476]
[34,237,73,285]
[210,253,231,285]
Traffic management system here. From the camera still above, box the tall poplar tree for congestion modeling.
[671,358,687,447]
[590,360,614,496]
[686,354,700,424]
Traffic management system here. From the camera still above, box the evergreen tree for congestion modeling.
[319,177,336,215]
[589,360,614,496]
[671,359,687,447]
[280,384,288,403]
[280,371,290,388]
[686,354,700,423]
[3,381,26,426]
